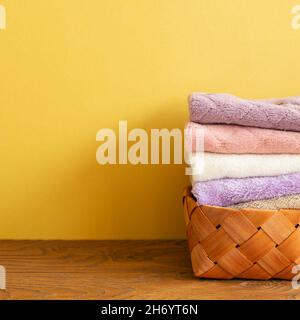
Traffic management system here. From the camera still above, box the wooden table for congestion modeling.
[0,240,298,300]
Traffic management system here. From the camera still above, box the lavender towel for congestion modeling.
[192,172,300,207]
[189,93,300,131]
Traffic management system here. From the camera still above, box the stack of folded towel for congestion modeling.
[186,93,300,209]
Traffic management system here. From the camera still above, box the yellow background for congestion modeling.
[0,0,299,239]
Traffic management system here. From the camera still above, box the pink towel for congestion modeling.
[189,93,300,131]
[186,122,300,154]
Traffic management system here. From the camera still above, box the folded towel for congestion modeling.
[189,93,300,131]
[231,194,300,210]
[192,172,300,207]
[186,122,300,154]
[189,152,300,182]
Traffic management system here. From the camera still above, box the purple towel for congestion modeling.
[189,93,300,131]
[192,172,300,207]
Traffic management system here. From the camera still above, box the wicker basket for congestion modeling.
[183,187,300,280]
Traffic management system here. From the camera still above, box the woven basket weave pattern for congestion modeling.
[183,188,300,280]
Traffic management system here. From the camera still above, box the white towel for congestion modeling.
[188,153,300,182]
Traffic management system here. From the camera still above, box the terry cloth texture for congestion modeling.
[192,172,300,207]
[189,93,300,131]
[231,194,300,210]
[186,122,300,154]
[188,152,300,182]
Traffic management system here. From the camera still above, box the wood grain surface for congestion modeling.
[0,240,298,300]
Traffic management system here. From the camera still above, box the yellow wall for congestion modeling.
[0,0,300,239]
